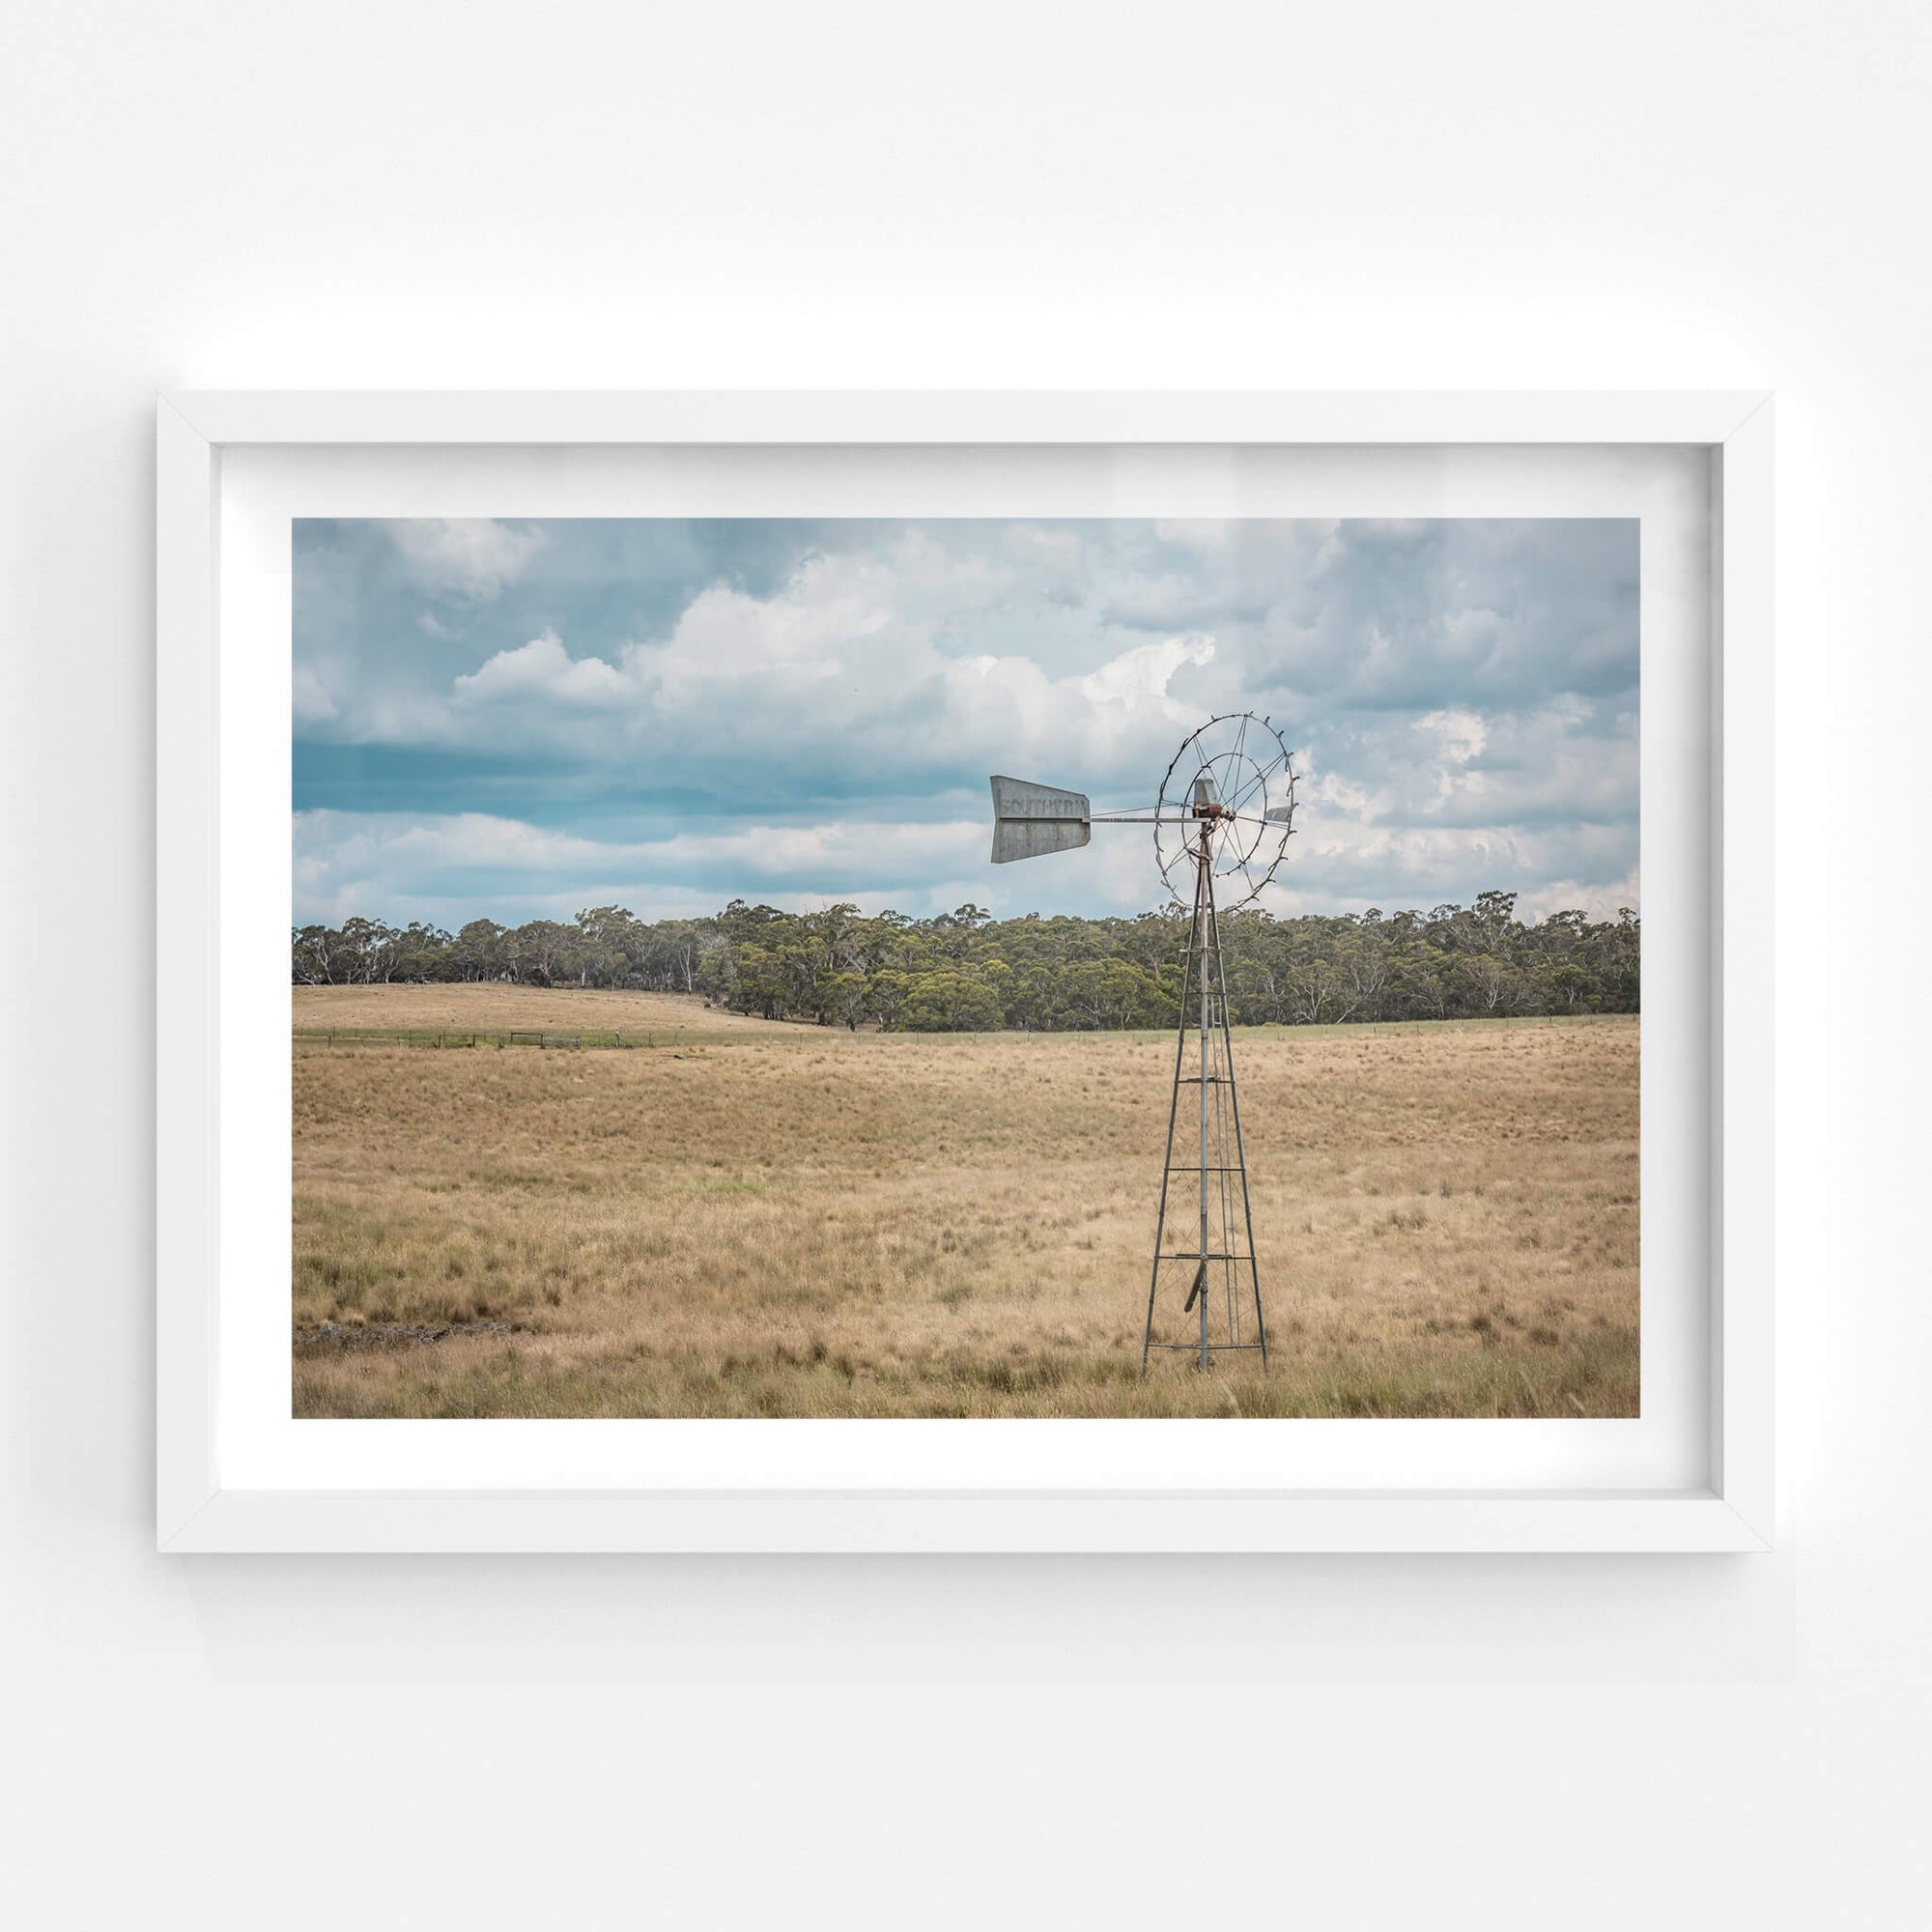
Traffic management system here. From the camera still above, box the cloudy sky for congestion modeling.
[292,516,1639,929]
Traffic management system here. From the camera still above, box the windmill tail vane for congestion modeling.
[987,776,1092,864]
[987,713,1297,1372]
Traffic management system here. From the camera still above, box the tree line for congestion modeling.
[292,891,1638,1031]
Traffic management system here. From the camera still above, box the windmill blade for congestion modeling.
[989,775,1092,864]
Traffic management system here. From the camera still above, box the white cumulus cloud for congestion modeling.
[455,630,630,708]
[292,664,336,724]
[387,519,544,601]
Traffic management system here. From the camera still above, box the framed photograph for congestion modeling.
[156,391,1774,1551]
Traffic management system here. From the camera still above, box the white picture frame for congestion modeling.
[156,390,1774,1553]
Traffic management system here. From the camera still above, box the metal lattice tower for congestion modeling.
[988,713,1296,1371]
[1143,791,1266,1368]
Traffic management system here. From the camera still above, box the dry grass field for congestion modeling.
[292,986,1638,1418]
[294,981,797,1040]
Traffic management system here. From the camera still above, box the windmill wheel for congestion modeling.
[1152,712,1297,913]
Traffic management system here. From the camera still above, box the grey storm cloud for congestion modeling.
[292,516,1638,928]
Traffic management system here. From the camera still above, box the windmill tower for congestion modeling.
[989,714,1298,1370]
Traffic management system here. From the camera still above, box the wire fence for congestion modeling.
[292,1028,686,1051]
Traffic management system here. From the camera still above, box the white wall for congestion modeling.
[2,3,1920,1924]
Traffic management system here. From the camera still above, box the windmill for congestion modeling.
[989,714,1298,1371]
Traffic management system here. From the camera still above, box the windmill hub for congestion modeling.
[988,713,1299,1372]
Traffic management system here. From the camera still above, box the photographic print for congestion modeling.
[291,515,1639,1419]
